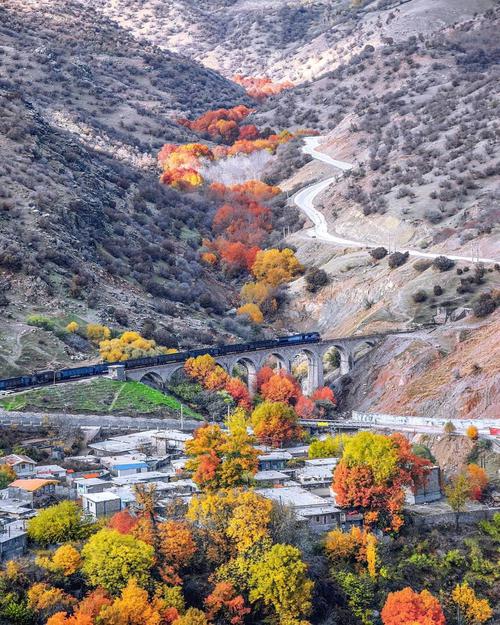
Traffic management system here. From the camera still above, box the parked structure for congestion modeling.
[0,520,27,560]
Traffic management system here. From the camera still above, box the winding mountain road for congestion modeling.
[294,136,499,264]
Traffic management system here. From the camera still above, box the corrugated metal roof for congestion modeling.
[113,462,148,471]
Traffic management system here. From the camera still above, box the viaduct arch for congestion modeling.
[123,334,385,397]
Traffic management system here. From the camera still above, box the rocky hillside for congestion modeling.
[0,0,253,377]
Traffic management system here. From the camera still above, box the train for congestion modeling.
[0,332,321,393]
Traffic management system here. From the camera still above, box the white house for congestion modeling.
[256,485,340,531]
[0,455,36,477]
[34,465,67,480]
[82,492,121,518]
[110,461,149,477]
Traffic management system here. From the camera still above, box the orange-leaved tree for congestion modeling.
[467,463,488,501]
[251,248,302,287]
[381,588,445,625]
[332,432,431,532]
[260,369,301,405]
[250,400,302,447]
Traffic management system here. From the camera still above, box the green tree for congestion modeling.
[445,473,471,531]
[249,544,313,623]
[342,431,399,483]
[81,528,154,594]
[27,501,94,546]
[308,435,345,459]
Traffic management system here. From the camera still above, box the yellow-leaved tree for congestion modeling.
[99,330,177,362]
[251,248,302,287]
[452,582,493,624]
[249,543,313,624]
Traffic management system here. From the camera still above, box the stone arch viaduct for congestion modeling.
[122,334,383,396]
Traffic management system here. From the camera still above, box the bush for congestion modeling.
[305,267,329,292]
[26,315,55,331]
[369,247,388,260]
[473,293,496,318]
[412,290,427,303]
[433,285,443,296]
[388,251,409,268]
[413,259,432,272]
[433,256,455,272]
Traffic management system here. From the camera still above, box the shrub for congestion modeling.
[305,267,329,292]
[473,293,496,318]
[369,247,388,260]
[433,256,455,272]
[388,251,409,268]
[413,259,432,272]
[26,315,55,331]
[433,285,443,296]
[412,290,427,303]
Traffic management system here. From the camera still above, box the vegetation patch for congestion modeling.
[0,378,203,419]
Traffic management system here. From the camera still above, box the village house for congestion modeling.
[254,470,289,487]
[256,485,341,531]
[8,479,57,508]
[0,454,36,477]
[74,477,114,497]
[34,465,67,480]
[81,492,121,519]
[152,430,193,454]
[0,520,27,560]
[258,451,293,471]
[110,461,149,477]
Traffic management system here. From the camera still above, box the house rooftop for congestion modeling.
[82,491,121,503]
[258,451,293,461]
[254,470,288,481]
[1,454,36,466]
[152,430,192,442]
[9,479,57,492]
[34,465,66,474]
[112,462,148,471]
[111,471,173,486]
[74,477,110,487]
[256,486,335,509]
[304,458,338,467]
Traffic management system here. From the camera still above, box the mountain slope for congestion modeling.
[0,0,253,377]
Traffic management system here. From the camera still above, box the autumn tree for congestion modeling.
[309,435,346,459]
[325,527,377,578]
[86,324,110,343]
[251,401,302,447]
[81,528,154,594]
[445,473,471,531]
[27,501,94,546]
[108,509,138,535]
[249,543,313,624]
[97,578,166,625]
[185,415,258,490]
[173,608,209,625]
[467,464,488,501]
[204,582,250,625]
[66,321,79,333]
[188,488,272,558]
[332,432,430,531]
[381,588,445,625]
[237,302,264,324]
[27,583,76,622]
[260,370,301,405]
[158,520,197,584]
[100,330,177,363]
[466,425,479,441]
[36,544,82,576]
[0,463,16,488]
[251,248,302,287]
[451,582,493,624]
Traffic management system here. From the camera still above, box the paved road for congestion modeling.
[295,136,499,264]
[0,408,201,431]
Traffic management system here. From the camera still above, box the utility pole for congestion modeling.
[180,404,184,431]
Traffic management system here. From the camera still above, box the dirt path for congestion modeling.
[294,136,499,264]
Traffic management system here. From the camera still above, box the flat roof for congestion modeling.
[304,458,338,467]
[112,462,148,471]
[296,465,335,480]
[88,441,138,453]
[256,486,334,509]
[258,451,293,461]
[111,471,172,486]
[82,492,121,503]
[74,478,110,486]
[254,470,288,481]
